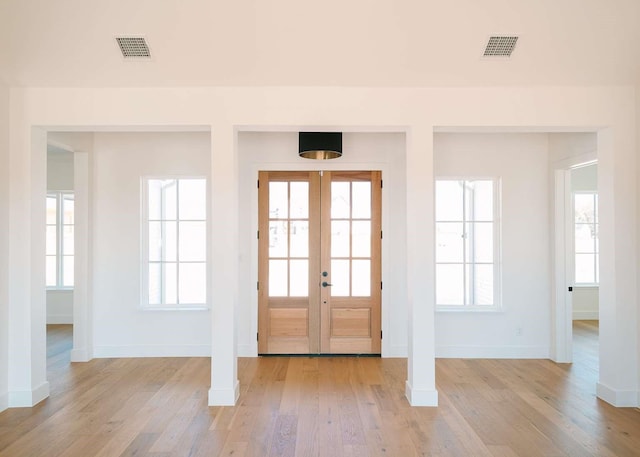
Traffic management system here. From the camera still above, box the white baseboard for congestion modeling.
[46,314,73,324]
[572,311,599,320]
[237,344,257,357]
[436,345,549,359]
[383,345,408,358]
[596,382,639,407]
[70,347,93,362]
[8,381,50,407]
[405,381,438,406]
[93,344,211,358]
[0,392,7,412]
[208,380,240,406]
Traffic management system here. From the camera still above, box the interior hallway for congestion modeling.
[0,322,638,456]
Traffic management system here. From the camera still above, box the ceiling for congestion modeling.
[1,0,639,88]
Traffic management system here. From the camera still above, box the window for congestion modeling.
[435,179,500,309]
[46,192,74,289]
[142,178,207,307]
[574,192,598,284]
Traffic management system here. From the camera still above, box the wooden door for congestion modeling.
[258,170,381,354]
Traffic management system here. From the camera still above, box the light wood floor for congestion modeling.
[1,322,639,456]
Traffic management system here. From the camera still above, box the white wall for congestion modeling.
[46,149,74,324]
[571,163,599,320]
[91,132,212,357]
[0,83,9,411]
[237,132,408,356]
[433,133,551,358]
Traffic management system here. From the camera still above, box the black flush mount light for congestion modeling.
[299,132,342,160]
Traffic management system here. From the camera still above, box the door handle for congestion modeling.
[322,281,332,287]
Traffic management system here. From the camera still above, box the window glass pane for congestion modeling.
[269,182,288,219]
[436,181,463,221]
[46,256,57,287]
[352,221,371,257]
[165,221,177,262]
[575,254,596,283]
[63,225,74,255]
[352,260,370,297]
[269,259,288,297]
[46,196,57,224]
[436,264,464,305]
[467,181,493,221]
[149,179,177,220]
[179,221,206,262]
[331,221,350,257]
[46,226,57,255]
[178,179,206,220]
[594,195,599,223]
[574,194,595,223]
[290,182,309,219]
[149,263,162,305]
[436,223,464,262]
[62,196,75,224]
[164,263,178,304]
[469,222,492,263]
[575,223,595,253]
[352,182,371,219]
[473,264,493,305]
[179,262,206,304]
[269,221,288,257]
[289,221,308,258]
[289,259,308,297]
[331,182,350,219]
[149,221,177,262]
[331,259,349,297]
[62,256,74,287]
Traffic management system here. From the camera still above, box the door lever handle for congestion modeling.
[322,281,332,287]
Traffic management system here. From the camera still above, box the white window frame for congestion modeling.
[573,191,599,286]
[435,177,502,311]
[46,191,74,290]
[140,176,209,310]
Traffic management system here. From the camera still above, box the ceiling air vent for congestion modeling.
[483,36,518,57]
[116,36,151,59]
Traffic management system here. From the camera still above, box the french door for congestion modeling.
[258,170,381,354]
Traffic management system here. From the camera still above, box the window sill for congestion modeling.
[46,287,74,292]
[140,305,210,311]
[574,284,599,289]
[436,305,502,313]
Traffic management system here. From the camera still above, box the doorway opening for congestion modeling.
[257,170,382,355]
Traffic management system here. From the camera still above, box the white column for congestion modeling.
[596,128,639,407]
[8,126,49,407]
[405,126,438,406]
[71,151,93,362]
[208,125,239,405]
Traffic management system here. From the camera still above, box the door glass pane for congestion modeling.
[436,222,463,262]
[289,259,308,296]
[575,194,595,223]
[474,264,493,305]
[179,262,206,304]
[46,256,57,287]
[331,221,350,257]
[62,256,74,287]
[149,179,177,220]
[331,182,350,218]
[352,182,371,218]
[470,222,492,263]
[269,221,288,257]
[352,260,370,297]
[269,259,288,296]
[62,196,75,224]
[436,181,463,221]
[46,196,57,224]
[63,225,74,255]
[575,223,595,253]
[164,263,178,304]
[290,182,309,218]
[178,179,206,220]
[289,221,309,258]
[149,263,161,304]
[352,221,371,257]
[46,226,57,255]
[331,259,349,296]
[269,182,288,219]
[179,221,206,261]
[436,264,464,305]
[467,180,493,221]
[575,253,596,283]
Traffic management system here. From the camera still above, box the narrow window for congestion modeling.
[435,179,500,309]
[574,192,598,284]
[142,178,207,307]
[46,192,74,289]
